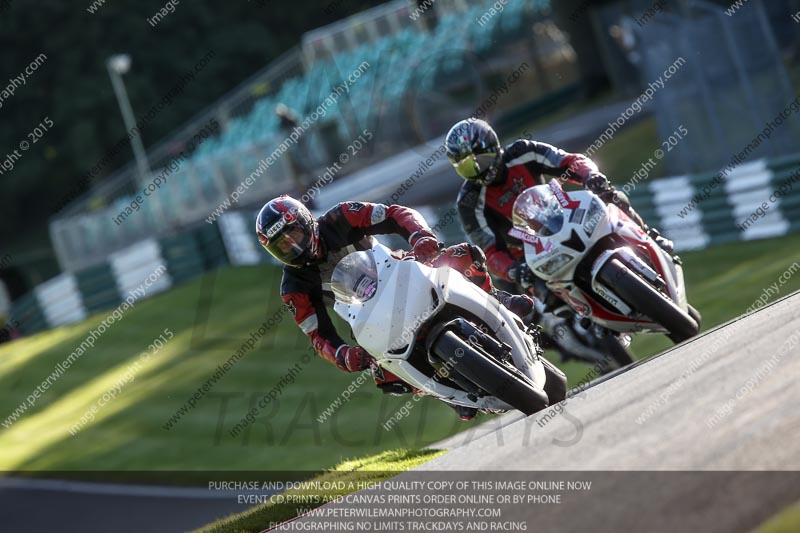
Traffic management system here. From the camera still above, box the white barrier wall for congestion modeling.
[35,273,87,327]
[218,212,263,266]
[109,238,173,301]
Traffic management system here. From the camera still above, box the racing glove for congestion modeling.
[409,230,443,262]
[335,345,372,372]
[585,172,611,194]
[586,174,647,228]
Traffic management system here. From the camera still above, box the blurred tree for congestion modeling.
[0,0,383,275]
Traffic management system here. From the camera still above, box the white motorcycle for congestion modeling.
[331,243,567,416]
[510,180,700,348]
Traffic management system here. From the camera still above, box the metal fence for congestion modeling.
[646,1,797,174]
[593,0,799,175]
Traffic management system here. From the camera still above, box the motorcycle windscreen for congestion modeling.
[331,250,379,305]
[511,185,565,236]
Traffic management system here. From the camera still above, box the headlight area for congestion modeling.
[536,253,573,276]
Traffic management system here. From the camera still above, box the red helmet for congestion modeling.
[256,196,321,267]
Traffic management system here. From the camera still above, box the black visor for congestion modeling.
[261,224,310,265]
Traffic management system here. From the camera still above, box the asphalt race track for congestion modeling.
[0,479,260,533]
[427,292,800,470]
[275,292,800,533]
[3,293,798,533]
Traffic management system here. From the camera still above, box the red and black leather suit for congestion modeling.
[280,201,494,375]
[457,139,643,283]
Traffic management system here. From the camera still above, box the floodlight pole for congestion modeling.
[106,54,151,182]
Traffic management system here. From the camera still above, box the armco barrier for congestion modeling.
[76,263,121,314]
[194,222,230,271]
[9,154,800,336]
[159,234,207,286]
[218,211,264,266]
[110,238,173,300]
[628,154,800,251]
[34,273,86,328]
[9,223,231,336]
[9,293,47,334]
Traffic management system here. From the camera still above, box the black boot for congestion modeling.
[377,382,413,396]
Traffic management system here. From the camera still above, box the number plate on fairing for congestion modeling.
[569,208,586,224]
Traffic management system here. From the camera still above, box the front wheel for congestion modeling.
[688,304,702,329]
[431,330,549,416]
[539,356,567,404]
[598,258,699,343]
[602,333,635,368]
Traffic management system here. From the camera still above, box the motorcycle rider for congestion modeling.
[446,118,676,308]
[256,195,535,420]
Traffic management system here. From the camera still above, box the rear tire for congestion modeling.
[431,330,549,416]
[598,258,699,343]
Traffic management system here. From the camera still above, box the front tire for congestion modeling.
[431,330,549,416]
[602,333,635,368]
[598,258,699,343]
[688,304,702,329]
[539,356,567,404]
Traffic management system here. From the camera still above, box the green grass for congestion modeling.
[191,449,444,533]
[0,266,477,473]
[1,233,799,475]
[752,500,800,533]
[509,95,662,185]
[592,117,661,183]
